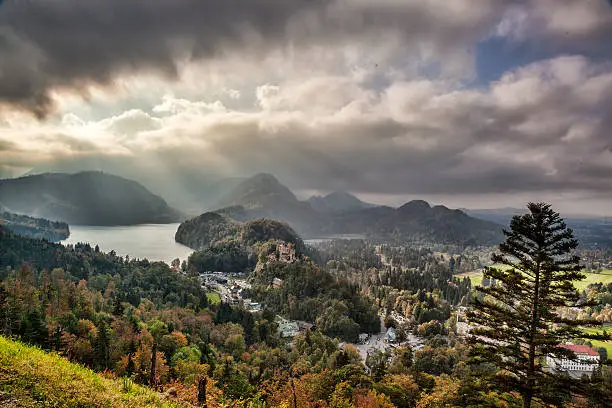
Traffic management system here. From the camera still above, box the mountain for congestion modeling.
[0,171,183,226]
[167,176,248,216]
[215,173,299,210]
[462,207,527,225]
[0,210,70,241]
[307,191,375,212]
[328,200,504,245]
[213,174,326,236]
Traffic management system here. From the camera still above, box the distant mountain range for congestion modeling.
[464,207,612,248]
[182,173,504,245]
[0,172,183,226]
[307,191,376,213]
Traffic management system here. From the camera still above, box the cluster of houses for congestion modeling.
[201,273,263,313]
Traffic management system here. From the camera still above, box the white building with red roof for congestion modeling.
[546,344,600,377]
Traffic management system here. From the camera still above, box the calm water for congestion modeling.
[61,224,193,263]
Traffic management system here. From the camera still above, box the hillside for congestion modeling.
[0,210,70,241]
[0,171,182,226]
[0,336,183,408]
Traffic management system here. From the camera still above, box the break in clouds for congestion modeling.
[1,0,612,211]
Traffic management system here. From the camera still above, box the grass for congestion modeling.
[573,269,612,291]
[0,336,185,408]
[455,270,483,287]
[456,269,612,291]
[206,292,221,305]
[580,326,612,361]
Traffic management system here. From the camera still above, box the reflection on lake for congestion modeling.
[61,224,193,263]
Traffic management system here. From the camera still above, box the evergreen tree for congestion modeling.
[93,321,111,370]
[468,202,609,408]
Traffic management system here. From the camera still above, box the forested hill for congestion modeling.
[0,171,183,225]
[0,210,70,241]
[175,212,304,251]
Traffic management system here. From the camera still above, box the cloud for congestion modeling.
[0,0,508,116]
[498,0,612,41]
[3,53,611,211]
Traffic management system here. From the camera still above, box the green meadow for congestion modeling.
[457,268,612,292]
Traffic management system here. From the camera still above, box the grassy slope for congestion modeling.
[0,336,185,408]
[581,326,612,361]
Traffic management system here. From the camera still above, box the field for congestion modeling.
[455,270,483,287]
[207,292,221,305]
[581,326,612,361]
[456,269,612,291]
[0,336,183,408]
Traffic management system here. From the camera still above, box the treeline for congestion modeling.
[314,240,382,270]
[323,242,471,327]
[0,227,207,309]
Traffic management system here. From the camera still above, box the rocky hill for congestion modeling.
[0,171,183,225]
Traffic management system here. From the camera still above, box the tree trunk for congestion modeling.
[291,377,297,408]
[198,376,208,408]
[149,342,157,388]
[525,261,541,408]
[523,389,533,408]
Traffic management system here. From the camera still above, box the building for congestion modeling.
[297,321,314,331]
[278,320,300,338]
[272,278,284,288]
[546,344,600,377]
[277,242,297,263]
[384,327,397,343]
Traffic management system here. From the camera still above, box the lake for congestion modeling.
[61,224,193,263]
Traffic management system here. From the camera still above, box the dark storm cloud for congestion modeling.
[0,0,327,116]
[0,0,506,116]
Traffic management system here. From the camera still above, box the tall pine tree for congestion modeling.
[468,202,608,408]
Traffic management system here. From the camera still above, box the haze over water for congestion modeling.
[61,224,193,263]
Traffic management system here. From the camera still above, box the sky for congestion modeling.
[1,0,612,214]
